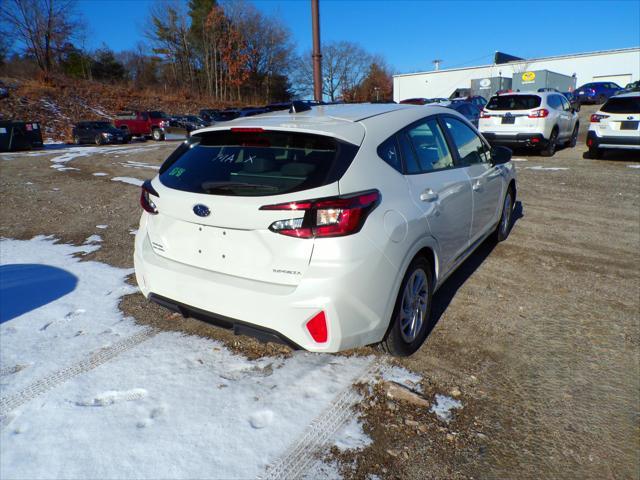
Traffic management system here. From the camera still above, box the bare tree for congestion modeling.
[0,0,81,80]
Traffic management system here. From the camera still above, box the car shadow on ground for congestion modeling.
[0,264,77,323]
[581,150,640,161]
[426,200,524,335]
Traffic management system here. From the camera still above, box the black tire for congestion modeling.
[540,128,558,157]
[73,135,81,145]
[152,128,164,141]
[588,145,602,159]
[494,187,515,242]
[380,256,433,357]
[94,134,102,146]
[565,123,579,148]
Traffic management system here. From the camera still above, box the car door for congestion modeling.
[398,117,473,274]
[549,94,570,139]
[560,96,577,133]
[440,115,504,243]
[80,124,91,143]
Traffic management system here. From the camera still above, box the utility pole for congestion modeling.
[311,0,322,102]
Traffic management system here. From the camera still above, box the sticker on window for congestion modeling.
[0,128,6,134]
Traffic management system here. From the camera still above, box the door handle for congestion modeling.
[420,188,439,202]
[472,181,482,191]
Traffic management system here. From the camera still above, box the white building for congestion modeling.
[393,47,640,102]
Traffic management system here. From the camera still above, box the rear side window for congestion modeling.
[159,130,359,196]
[601,97,640,114]
[377,137,402,173]
[442,117,489,165]
[487,95,541,110]
[405,118,454,173]
[547,95,563,110]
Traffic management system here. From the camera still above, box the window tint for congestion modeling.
[405,118,454,172]
[560,96,571,111]
[601,96,640,114]
[443,117,489,166]
[486,95,541,110]
[398,132,421,174]
[377,136,402,173]
[547,95,562,110]
[159,130,358,196]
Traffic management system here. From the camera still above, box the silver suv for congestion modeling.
[479,92,579,157]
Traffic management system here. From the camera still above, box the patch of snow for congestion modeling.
[302,459,343,480]
[430,394,463,422]
[333,415,372,452]
[84,235,102,245]
[1,236,383,480]
[111,176,143,187]
[44,138,64,145]
[40,98,69,120]
[95,225,108,229]
[120,160,160,171]
[92,172,108,176]
[381,364,423,393]
[24,182,33,185]
[511,158,528,162]
[525,166,569,171]
[628,165,640,169]
[129,229,138,236]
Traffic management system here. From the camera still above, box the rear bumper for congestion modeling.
[587,130,640,149]
[134,222,396,352]
[482,132,546,148]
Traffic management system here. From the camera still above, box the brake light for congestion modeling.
[159,120,169,128]
[528,109,549,118]
[306,311,328,343]
[480,109,491,119]
[260,190,380,238]
[140,180,159,214]
[590,114,610,123]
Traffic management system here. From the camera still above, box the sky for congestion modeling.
[73,0,640,74]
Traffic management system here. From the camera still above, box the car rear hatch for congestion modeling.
[482,94,542,132]
[596,96,640,137]
[145,128,360,286]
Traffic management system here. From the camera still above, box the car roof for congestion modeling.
[610,91,640,98]
[193,103,449,145]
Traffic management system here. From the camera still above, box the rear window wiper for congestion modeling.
[201,181,279,193]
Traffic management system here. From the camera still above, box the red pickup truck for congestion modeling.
[114,111,170,141]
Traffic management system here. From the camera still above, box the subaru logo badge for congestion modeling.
[628,116,634,120]
[193,204,210,217]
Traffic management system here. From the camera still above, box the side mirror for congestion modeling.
[491,145,512,165]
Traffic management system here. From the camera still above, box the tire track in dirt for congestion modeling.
[259,359,386,480]
[0,327,158,423]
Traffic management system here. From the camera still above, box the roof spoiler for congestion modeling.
[289,101,312,114]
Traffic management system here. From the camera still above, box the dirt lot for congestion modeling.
[1,124,638,479]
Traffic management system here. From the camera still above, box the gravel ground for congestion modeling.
[1,122,638,479]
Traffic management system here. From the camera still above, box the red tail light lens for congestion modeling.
[260,190,380,238]
[306,311,328,343]
[528,109,549,118]
[479,109,491,119]
[590,114,610,123]
[140,180,159,215]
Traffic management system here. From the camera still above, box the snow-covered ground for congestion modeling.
[0,236,412,479]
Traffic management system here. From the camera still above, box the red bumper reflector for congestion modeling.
[306,311,328,343]
[531,138,540,144]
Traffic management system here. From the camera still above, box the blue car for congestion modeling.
[574,82,623,104]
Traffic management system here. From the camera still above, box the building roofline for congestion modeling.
[393,46,640,78]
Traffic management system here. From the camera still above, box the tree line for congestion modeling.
[0,0,393,104]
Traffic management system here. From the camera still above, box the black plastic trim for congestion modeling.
[148,293,303,350]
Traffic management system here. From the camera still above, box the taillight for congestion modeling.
[140,180,159,215]
[480,109,491,119]
[528,109,549,118]
[260,190,380,238]
[306,311,328,343]
[590,114,610,123]
[159,120,168,128]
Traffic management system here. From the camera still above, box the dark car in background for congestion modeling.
[447,101,482,127]
[562,92,581,111]
[451,95,487,109]
[574,82,623,104]
[170,115,207,132]
[199,109,221,124]
[0,121,43,152]
[72,121,130,145]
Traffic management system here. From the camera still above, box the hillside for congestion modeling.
[0,77,230,143]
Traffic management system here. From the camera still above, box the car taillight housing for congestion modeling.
[140,180,159,214]
[590,114,610,123]
[479,109,491,119]
[528,109,549,118]
[260,190,380,238]
[306,311,328,343]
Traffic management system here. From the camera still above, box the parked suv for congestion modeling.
[114,111,170,141]
[72,121,130,145]
[574,82,623,104]
[134,103,517,356]
[479,92,579,156]
[586,92,640,158]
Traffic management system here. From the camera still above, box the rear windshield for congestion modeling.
[149,111,169,119]
[159,130,359,196]
[486,95,541,110]
[601,97,640,114]
[91,122,113,129]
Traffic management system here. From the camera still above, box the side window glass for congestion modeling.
[560,96,570,111]
[398,132,421,174]
[141,113,149,121]
[377,136,402,173]
[405,118,454,172]
[443,116,489,166]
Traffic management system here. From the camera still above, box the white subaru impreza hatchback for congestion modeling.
[134,103,517,356]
